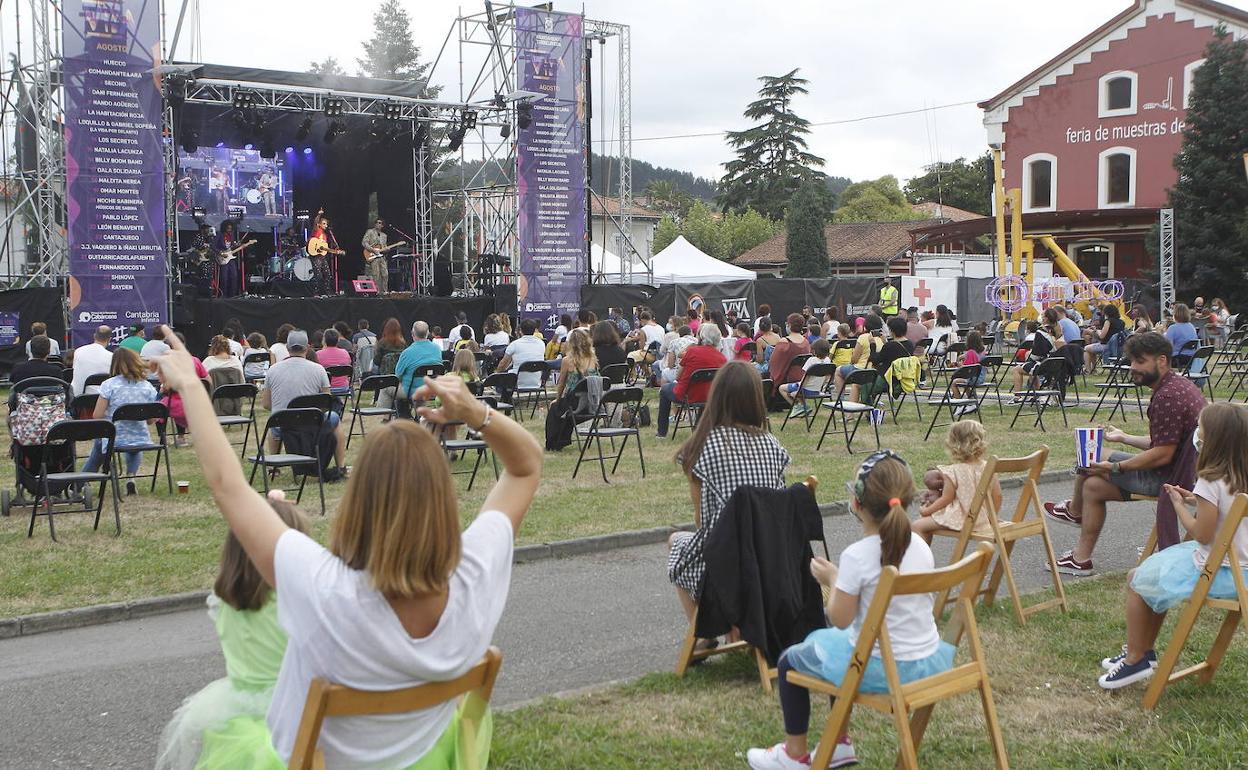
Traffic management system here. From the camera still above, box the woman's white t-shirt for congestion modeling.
[482,331,511,348]
[834,533,941,660]
[1192,477,1248,569]
[267,511,514,769]
[270,343,290,363]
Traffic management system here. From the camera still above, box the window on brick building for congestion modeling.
[1098,71,1138,117]
[1098,147,1136,208]
[1022,153,1056,212]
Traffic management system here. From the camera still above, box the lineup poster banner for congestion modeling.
[515,8,586,331]
[63,0,168,347]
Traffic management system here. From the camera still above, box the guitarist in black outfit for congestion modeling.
[214,220,251,297]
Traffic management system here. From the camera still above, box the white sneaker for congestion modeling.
[746,743,810,769]
[828,736,859,768]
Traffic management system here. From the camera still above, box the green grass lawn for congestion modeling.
[491,575,1248,769]
[0,380,1174,618]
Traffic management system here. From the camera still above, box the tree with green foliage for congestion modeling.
[834,175,926,222]
[309,57,345,77]
[681,200,729,260]
[719,69,825,220]
[653,215,680,254]
[903,153,993,215]
[784,182,830,278]
[645,180,694,220]
[722,208,781,260]
[358,0,438,97]
[1166,27,1248,304]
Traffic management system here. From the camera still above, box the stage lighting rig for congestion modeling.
[517,103,533,129]
[294,116,314,142]
[446,125,465,152]
[462,110,478,130]
[227,205,246,221]
[324,97,345,118]
[499,123,511,139]
[383,101,403,120]
[295,209,311,223]
[180,130,199,153]
[324,120,344,144]
[165,73,189,107]
[191,207,207,223]
[232,89,257,109]
[260,140,277,159]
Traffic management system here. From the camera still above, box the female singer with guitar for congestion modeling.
[214,220,255,298]
[305,209,344,296]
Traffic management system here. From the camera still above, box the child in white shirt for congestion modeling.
[745,450,954,770]
[781,338,832,418]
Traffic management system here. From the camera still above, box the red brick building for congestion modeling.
[918,0,1248,279]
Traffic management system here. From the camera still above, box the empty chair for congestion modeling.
[27,419,121,541]
[572,386,646,482]
[211,383,259,458]
[346,375,398,449]
[816,368,884,453]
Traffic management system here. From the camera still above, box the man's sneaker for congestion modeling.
[1043,499,1082,527]
[1101,645,1157,671]
[1046,549,1094,577]
[952,405,968,419]
[746,743,810,769]
[828,735,858,768]
[125,481,137,497]
[1098,651,1157,689]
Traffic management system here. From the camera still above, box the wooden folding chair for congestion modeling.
[287,647,502,770]
[932,447,1069,625]
[1141,493,1248,710]
[674,476,823,694]
[787,543,1007,770]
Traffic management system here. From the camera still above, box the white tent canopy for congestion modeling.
[644,236,755,285]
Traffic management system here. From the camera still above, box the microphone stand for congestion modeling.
[327,227,341,296]
[388,225,416,292]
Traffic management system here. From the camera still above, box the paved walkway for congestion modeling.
[0,480,1154,768]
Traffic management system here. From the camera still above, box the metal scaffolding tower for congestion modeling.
[1158,207,1175,314]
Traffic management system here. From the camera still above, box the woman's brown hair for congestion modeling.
[855,454,915,568]
[216,498,310,611]
[208,335,231,356]
[380,317,405,348]
[330,420,461,597]
[1195,402,1248,495]
[1172,303,1191,323]
[109,346,147,381]
[591,319,620,347]
[677,361,766,475]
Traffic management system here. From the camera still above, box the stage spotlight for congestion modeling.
[369,116,387,138]
[499,123,511,139]
[244,143,254,150]
[303,147,313,155]
[285,146,294,153]
[295,209,311,223]
[324,97,345,118]
[447,126,465,152]
[462,110,478,130]
[414,123,429,146]
[232,89,256,109]
[227,205,246,220]
[166,73,188,107]
[260,141,277,159]
[191,206,207,221]
[295,116,313,141]
[180,130,199,153]
[215,141,225,148]
[491,92,506,109]
[323,120,344,143]
[383,101,403,120]
[517,103,533,129]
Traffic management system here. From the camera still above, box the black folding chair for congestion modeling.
[212,383,259,458]
[1091,361,1145,423]
[242,352,270,384]
[347,374,398,448]
[780,362,837,432]
[60,367,73,384]
[325,364,355,399]
[670,368,718,440]
[924,364,984,440]
[600,362,630,388]
[573,386,646,482]
[628,341,662,385]
[975,354,1006,415]
[110,402,174,495]
[438,427,498,491]
[28,419,121,541]
[514,360,552,419]
[70,393,99,420]
[817,368,884,453]
[1010,357,1069,431]
[479,372,516,416]
[1180,344,1216,402]
[290,393,334,412]
[84,372,109,391]
[926,340,965,396]
[248,408,326,516]
[398,364,445,419]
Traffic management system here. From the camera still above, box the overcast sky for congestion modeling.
[147,0,1247,184]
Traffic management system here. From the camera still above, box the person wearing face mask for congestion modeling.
[1043,332,1206,577]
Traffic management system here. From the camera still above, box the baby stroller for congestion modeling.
[2,376,90,516]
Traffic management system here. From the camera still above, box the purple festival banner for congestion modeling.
[63,0,168,347]
[515,8,586,331]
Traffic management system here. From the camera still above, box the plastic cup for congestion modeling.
[177,480,190,494]
[1075,427,1103,468]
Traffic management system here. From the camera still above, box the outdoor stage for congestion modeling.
[180,286,516,354]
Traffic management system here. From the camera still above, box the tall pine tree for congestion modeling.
[1168,27,1248,304]
[357,0,438,98]
[784,181,830,278]
[718,69,825,221]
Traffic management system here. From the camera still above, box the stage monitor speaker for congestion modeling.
[433,261,452,297]
[352,279,378,296]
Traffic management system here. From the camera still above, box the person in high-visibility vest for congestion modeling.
[879,277,899,317]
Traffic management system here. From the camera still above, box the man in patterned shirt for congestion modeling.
[1044,332,1206,575]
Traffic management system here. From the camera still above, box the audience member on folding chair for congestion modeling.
[667,363,788,645]
[1099,403,1248,691]
[1010,309,1062,395]
[912,421,1002,544]
[780,338,832,420]
[655,323,726,439]
[82,347,159,497]
[949,330,987,411]
[746,451,955,770]
[1044,332,1206,577]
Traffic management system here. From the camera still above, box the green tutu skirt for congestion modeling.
[194,696,492,770]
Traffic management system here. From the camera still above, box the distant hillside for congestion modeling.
[590,156,717,201]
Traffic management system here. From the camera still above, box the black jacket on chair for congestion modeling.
[696,482,828,665]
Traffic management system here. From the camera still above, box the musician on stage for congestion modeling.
[215,220,244,297]
[308,210,337,296]
[279,225,303,259]
[186,223,215,295]
[257,167,277,217]
[361,217,390,294]
[209,167,229,215]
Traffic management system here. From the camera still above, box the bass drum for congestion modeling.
[245,188,263,204]
[284,257,314,282]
